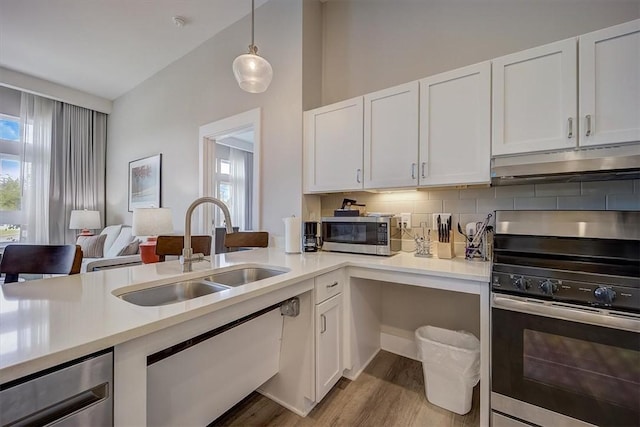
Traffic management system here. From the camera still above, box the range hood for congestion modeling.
[491,144,640,185]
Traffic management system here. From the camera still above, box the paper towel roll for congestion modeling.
[283,216,301,254]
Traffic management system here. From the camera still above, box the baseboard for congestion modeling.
[256,389,314,418]
[380,332,420,362]
[342,347,380,381]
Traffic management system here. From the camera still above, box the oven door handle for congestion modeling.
[492,294,640,333]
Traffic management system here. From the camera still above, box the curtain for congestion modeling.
[19,93,106,244]
[50,104,107,244]
[245,152,253,230]
[229,147,247,230]
[19,93,55,244]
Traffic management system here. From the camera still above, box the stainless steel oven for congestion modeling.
[491,210,640,427]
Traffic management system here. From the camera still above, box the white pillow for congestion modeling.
[76,234,108,258]
[105,226,135,258]
[100,225,123,254]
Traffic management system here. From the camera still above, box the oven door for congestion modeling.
[491,294,640,427]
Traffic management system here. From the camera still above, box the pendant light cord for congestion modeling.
[251,0,255,49]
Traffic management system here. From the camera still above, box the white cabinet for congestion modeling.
[493,19,640,156]
[579,20,640,147]
[314,269,344,402]
[363,81,419,189]
[303,97,363,192]
[419,62,491,186]
[315,293,343,401]
[492,38,578,156]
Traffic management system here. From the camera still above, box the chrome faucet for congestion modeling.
[182,197,234,272]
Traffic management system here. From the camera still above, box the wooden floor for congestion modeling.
[211,350,479,427]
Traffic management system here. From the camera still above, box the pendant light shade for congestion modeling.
[233,0,272,93]
[232,48,273,93]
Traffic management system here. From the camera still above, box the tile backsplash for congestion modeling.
[319,179,640,251]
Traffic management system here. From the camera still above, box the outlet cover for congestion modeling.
[400,213,411,229]
[432,213,452,229]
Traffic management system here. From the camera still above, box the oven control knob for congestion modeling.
[512,276,530,291]
[539,279,558,295]
[594,287,616,304]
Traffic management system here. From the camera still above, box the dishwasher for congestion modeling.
[0,349,113,426]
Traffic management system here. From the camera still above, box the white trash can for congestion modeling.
[415,325,480,415]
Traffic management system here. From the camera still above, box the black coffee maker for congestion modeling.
[303,221,321,252]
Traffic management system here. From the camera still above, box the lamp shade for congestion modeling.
[131,208,174,237]
[69,210,101,230]
[232,53,273,93]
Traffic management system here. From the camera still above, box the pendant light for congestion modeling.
[232,0,273,93]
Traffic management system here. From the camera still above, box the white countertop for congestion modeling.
[0,248,490,383]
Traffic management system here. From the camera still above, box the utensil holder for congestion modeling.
[465,229,493,262]
[437,233,455,259]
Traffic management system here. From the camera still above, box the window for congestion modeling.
[0,114,22,245]
[214,156,232,227]
[219,159,230,175]
[211,140,253,230]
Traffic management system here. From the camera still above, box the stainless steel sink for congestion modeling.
[203,267,287,287]
[117,266,289,307]
[119,280,231,307]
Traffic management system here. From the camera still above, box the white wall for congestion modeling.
[321,0,640,105]
[107,0,303,239]
[0,86,20,116]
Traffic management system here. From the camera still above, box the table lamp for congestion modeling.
[69,210,101,236]
[132,207,174,264]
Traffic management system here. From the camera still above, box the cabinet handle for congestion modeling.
[567,117,573,139]
[327,281,339,289]
[585,114,592,137]
[411,163,416,180]
[356,168,361,183]
[320,314,327,333]
[421,162,426,179]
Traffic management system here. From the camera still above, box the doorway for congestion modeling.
[199,108,261,237]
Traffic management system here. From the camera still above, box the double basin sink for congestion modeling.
[118,266,288,307]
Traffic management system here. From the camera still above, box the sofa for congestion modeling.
[78,225,142,272]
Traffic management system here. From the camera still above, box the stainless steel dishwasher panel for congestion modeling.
[0,350,113,426]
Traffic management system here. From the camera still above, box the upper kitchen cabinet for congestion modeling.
[492,38,578,156]
[363,81,419,189]
[579,19,640,147]
[492,19,640,157]
[419,62,491,186]
[304,97,364,193]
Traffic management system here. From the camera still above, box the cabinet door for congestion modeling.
[315,293,343,402]
[579,19,640,147]
[304,97,363,193]
[364,81,419,189]
[419,62,491,186]
[492,38,577,156]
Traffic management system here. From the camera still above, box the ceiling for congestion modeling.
[0,0,269,100]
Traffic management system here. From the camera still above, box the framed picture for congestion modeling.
[128,154,162,212]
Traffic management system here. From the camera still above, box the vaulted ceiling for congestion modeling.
[0,0,269,100]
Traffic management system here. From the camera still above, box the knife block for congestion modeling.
[437,232,455,259]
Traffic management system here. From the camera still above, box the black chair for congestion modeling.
[0,244,82,283]
[155,235,212,262]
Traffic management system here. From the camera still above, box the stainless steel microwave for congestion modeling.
[321,216,400,256]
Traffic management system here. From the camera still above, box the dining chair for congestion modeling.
[155,235,212,262]
[0,244,83,283]
[224,231,269,250]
